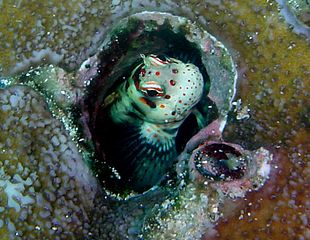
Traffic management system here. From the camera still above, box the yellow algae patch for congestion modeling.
[0,0,113,74]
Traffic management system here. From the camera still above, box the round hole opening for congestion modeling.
[82,13,227,196]
[194,143,247,181]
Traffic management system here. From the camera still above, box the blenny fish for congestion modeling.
[102,54,204,192]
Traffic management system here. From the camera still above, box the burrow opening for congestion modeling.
[84,17,218,195]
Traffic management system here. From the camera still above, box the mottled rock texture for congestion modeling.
[0,0,309,239]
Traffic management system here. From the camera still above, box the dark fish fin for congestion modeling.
[130,137,177,189]
[103,122,177,192]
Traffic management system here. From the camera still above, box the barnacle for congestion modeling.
[193,143,246,181]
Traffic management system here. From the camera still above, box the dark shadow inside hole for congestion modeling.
[194,143,246,181]
[84,20,218,195]
[176,98,218,153]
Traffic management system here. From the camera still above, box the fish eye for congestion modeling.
[141,87,164,97]
[139,83,165,97]
[146,89,160,97]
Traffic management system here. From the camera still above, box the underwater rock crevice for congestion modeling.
[77,12,237,195]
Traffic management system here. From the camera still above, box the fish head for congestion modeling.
[128,54,204,124]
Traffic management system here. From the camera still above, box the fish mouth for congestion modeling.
[76,12,237,197]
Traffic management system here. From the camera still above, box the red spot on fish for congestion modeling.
[160,104,165,108]
[155,71,160,76]
[178,100,182,103]
[170,80,176,86]
[140,68,146,77]
[165,95,171,99]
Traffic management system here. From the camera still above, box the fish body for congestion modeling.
[107,54,204,191]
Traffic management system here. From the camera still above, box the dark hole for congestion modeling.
[194,143,246,181]
[205,143,242,159]
[157,54,167,61]
[82,19,218,195]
